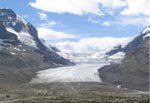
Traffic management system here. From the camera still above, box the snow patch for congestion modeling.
[143,33,150,39]
[22,49,26,52]
[10,52,16,55]
[117,85,122,89]
[6,27,38,49]
[142,26,150,34]
[13,47,21,51]
[108,52,125,59]
[16,14,28,25]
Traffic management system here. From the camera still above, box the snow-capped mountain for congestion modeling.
[0,8,73,84]
[106,26,150,56]
[99,27,150,91]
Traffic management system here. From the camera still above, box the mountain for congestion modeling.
[0,8,73,84]
[106,26,150,56]
[98,27,150,91]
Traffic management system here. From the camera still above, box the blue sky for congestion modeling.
[1,0,149,39]
[0,0,150,53]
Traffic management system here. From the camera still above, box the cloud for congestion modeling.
[38,12,48,20]
[30,0,150,17]
[121,0,150,16]
[109,16,150,26]
[29,0,126,16]
[37,27,76,40]
[40,21,56,27]
[102,21,110,26]
[99,0,126,9]
[29,0,103,16]
[48,21,56,26]
[88,17,100,24]
[54,37,131,53]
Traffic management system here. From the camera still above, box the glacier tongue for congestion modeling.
[30,63,109,83]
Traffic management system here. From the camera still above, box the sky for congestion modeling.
[0,0,150,53]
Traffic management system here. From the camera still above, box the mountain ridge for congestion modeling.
[98,27,150,91]
[106,26,150,56]
[0,8,74,84]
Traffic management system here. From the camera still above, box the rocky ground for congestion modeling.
[0,82,149,103]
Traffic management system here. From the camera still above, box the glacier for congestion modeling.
[30,63,109,83]
[30,43,127,83]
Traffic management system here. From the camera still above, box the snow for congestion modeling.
[22,49,26,52]
[16,14,28,25]
[117,85,122,89]
[0,39,11,47]
[10,52,16,55]
[30,36,131,83]
[142,26,150,34]
[108,52,125,59]
[30,63,109,83]
[143,33,150,39]
[142,26,150,39]
[6,27,38,49]
[29,37,128,84]
[13,47,21,51]
[57,51,108,64]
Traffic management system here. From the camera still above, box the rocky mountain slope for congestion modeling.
[99,27,150,91]
[106,26,150,56]
[0,8,73,84]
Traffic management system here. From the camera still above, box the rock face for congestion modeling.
[0,9,73,84]
[106,26,150,56]
[99,27,150,91]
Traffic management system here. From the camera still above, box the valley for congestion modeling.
[0,8,149,103]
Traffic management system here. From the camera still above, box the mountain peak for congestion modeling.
[0,9,37,37]
[0,8,73,66]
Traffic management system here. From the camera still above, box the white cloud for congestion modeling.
[38,12,48,20]
[40,21,56,27]
[109,16,150,26]
[30,0,103,15]
[102,21,110,26]
[121,0,150,16]
[48,21,56,26]
[30,0,150,17]
[37,27,76,40]
[99,0,126,9]
[88,17,100,24]
[54,37,131,53]
[29,0,126,16]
